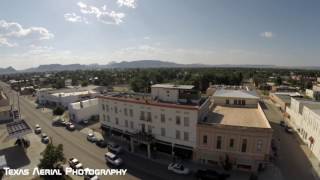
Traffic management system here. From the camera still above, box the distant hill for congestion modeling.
[0,60,319,75]
[0,66,17,75]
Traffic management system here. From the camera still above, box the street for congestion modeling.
[262,99,316,180]
[0,81,196,180]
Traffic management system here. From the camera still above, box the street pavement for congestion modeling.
[0,82,197,180]
[262,99,316,180]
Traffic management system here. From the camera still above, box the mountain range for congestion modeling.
[0,60,318,75]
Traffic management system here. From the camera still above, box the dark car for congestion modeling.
[280,121,286,127]
[195,169,230,180]
[96,139,108,148]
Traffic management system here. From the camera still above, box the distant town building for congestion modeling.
[194,89,272,172]
[269,92,303,112]
[271,85,299,93]
[98,84,210,159]
[306,85,320,101]
[0,91,12,122]
[68,98,99,123]
[20,86,36,95]
[286,98,320,161]
[37,88,99,108]
[65,79,72,87]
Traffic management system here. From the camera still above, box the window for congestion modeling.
[114,107,118,114]
[184,132,189,141]
[229,138,234,148]
[148,125,152,133]
[107,115,110,122]
[184,117,189,127]
[234,99,237,105]
[115,118,119,125]
[216,136,222,149]
[161,114,165,123]
[129,109,133,117]
[226,99,229,105]
[102,104,105,110]
[124,108,128,116]
[125,120,128,128]
[103,114,106,121]
[176,116,181,125]
[106,105,109,112]
[176,130,181,140]
[241,139,247,153]
[140,111,145,121]
[147,112,152,122]
[203,135,208,144]
[130,121,134,129]
[161,128,166,136]
[242,100,246,105]
[257,140,263,152]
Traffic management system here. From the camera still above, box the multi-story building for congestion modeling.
[68,98,99,123]
[306,85,320,101]
[286,98,320,161]
[194,89,273,172]
[99,84,210,158]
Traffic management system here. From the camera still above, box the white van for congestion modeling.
[105,152,123,167]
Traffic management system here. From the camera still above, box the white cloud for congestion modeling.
[0,20,54,47]
[77,1,125,25]
[143,36,150,40]
[260,31,274,38]
[117,0,137,8]
[64,13,88,23]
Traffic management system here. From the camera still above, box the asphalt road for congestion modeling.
[262,99,316,180]
[0,82,195,180]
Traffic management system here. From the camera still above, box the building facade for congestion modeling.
[99,84,210,158]
[286,98,320,161]
[194,89,272,172]
[0,91,12,122]
[68,98,99,123]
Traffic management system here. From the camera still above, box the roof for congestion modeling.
[203,105,271,128]
[6,120,32,138]
[151,84,195,90]
[274,94,292,104]
[69,98,98,109]
[52,90,96,97]
[213,89,259,99]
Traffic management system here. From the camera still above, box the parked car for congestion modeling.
[285,126,294,133]
[105,152,123,167]
[195,169,230,180]
[66,123,75,131]
[87,133,97,142]
[96,139,108,148]
[168,163,190,175]
[41,133,50,143]
[68,158,83,169]
[107,142,122,154]
[52,118,67,126]
[84,168,99,180]
[34,124,42,134]
[83,119,89,125]
[280,121,286,127]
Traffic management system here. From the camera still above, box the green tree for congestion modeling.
[53,107,65,116]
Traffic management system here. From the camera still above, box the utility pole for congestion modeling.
[17,92,21,119]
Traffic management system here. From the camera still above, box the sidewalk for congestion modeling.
[106,134,283,180]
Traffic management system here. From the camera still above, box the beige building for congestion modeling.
[0,91,12,122]
[194,89,272,172]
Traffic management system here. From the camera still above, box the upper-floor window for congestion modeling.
[161,128,166,136]
[129,109,133,117]
[226,99,229,105]
[184,132,189,141]
[140,111,145,121]
[216,136,222,149]
[130,121,134,129]
[241,139,247,153]
[203,135,208,144]
[102,104,105,110]
[106,105,109,112]
[176,130,181,140]
[114,106,118,114]
[124,108,128,116]
[103,114,106,121]
[115,118,119,125]
[184,117,189,127]
[257,140,263,152]
[229,138,234,148]
[147,112,152,122]
[161,114,165,123]
[176,116,181,125]
[234,99,237,105]
[107,115,110,122]
[125,120,128,128]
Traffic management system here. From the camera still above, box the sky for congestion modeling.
[0,0,320,69]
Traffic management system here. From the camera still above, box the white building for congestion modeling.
[99,84,210,158]
[37,89,99,108]
[286,98,320,161]
[306,85,320,101]
[68,98,99,123]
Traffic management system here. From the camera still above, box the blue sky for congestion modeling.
[0,0,320,69]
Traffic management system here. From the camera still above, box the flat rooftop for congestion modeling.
[213,89,259,99]
[52,90,96,97]
[69,98,98,109]
[151,84,195,90]
[204,105,270,128]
